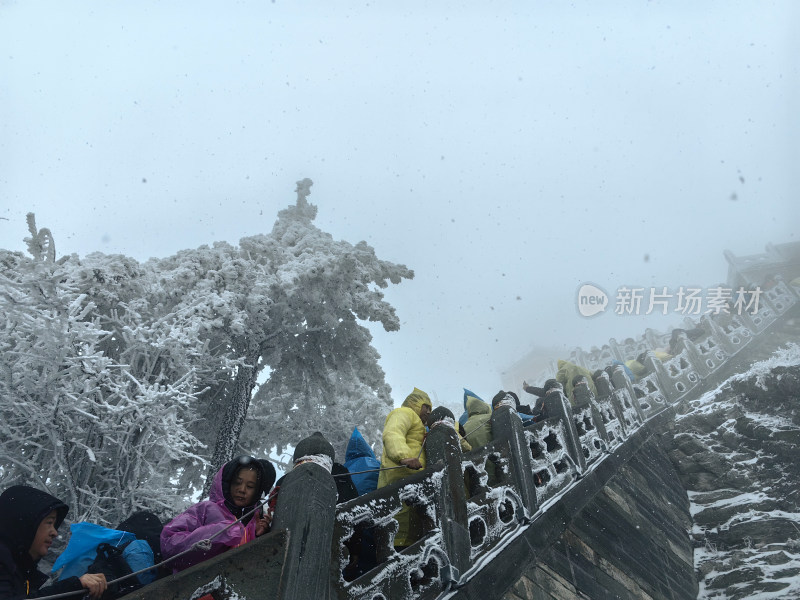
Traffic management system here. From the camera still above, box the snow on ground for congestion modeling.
[677,344,800,599]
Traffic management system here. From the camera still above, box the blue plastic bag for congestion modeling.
[344,427,380,496]
[122,539,156,584]
[52,522,135,580]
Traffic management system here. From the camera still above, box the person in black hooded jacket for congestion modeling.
[0,485,107,599]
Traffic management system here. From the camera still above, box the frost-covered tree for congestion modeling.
[0,217,207,525]
[241,180,406,460]
[1,180,413,510]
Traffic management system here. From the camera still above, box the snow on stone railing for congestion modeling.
[329,382,631,600]
[323,278,800,600]
[332,465,449,599]
[117,274,798,600]
[570,277,798,375]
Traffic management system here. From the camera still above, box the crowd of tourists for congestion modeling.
[1,360,632,599]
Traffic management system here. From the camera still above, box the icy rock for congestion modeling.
[670,351,800,599]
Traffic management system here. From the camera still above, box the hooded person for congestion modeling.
[0,485,107,599]
[427,406,471,452]
[263,432,361,579]
[160,455,274,573]
[344,427,381,496]
[463,392,493,450]
[491,390,536,425]
[377,387,433,548]
[555,360,598,402]
[458,388,483,427]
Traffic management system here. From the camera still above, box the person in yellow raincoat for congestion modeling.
[626,350,673,380]
[556,359,598,402]
[463,393,492,450]
[377,387,432,549]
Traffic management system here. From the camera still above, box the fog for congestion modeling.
[2,1,798,409]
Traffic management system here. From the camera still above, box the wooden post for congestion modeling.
[491,406,539,515]
[272,462,338,600]
[542,389,587,474]
[572,381,609,444]
[609,364,647,423]
[426,422,471,579]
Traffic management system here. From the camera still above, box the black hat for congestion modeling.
[543,379,560,392]
[429,406,455,423]
[491,390,520,410]
[117,511,164,562]
[257,459,277,495]
[293,432,335,463]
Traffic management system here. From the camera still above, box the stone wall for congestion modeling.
[443,403,696,600]
[500,435,696,600]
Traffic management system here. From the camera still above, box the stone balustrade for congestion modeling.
[123,267,800,600]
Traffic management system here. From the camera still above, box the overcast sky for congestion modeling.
[2,1,798,412]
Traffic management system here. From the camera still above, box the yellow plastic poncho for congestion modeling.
[377,387,432,547]
[556,359,598,401]
[654,350,672,362]
[626,351,672,380]
[625,359,648,380]
[377,388,432,488]
[463,395,492,450]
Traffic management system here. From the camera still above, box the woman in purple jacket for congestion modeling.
[160,456,276,572]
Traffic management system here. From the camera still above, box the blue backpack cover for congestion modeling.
[461,388,485,426]
[52,522,154,584]
[344,427,380,496]
[122,539,156,584]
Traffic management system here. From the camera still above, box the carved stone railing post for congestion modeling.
[640,351,678,403]
[599,369,631,435]
[569,347,589,369]
[491,406,539,515]
[608,338,625,363]
[608,366,646,423]
[672,331,713,380]
[725,295,768,335]
[272,462,337,600]
[426,422,471,579]
[594,370,613,399]
[541,389,587,473]
[644,327,661,351]
[703,313,739,355]
[572,382,609,443]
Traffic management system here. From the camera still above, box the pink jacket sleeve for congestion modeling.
[160,501,247,572]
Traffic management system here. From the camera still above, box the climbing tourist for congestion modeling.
[344,427,381,497]
[377,387,433,549]
[463,391,493,450]
[428,406,471,452]
[266,431,356,516]
[491,390,536,424]
[160,455,275,573]
[555,360,598,401]
[522,378,561,421]
[0,485,108,599]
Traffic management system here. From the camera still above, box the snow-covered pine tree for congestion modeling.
[1,181,413,508]
[241,180,407,460]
